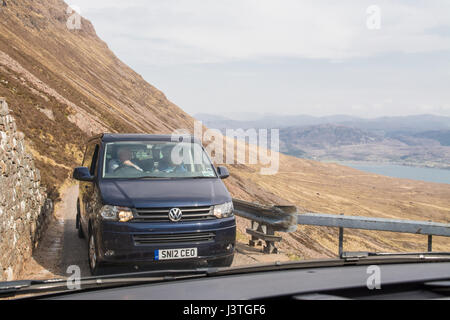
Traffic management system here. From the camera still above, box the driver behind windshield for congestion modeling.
[109,146,143,173]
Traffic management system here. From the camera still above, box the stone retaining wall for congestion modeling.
[0,98,53,281]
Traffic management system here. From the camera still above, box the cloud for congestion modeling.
[74,0,450,65]
[68,0,450,117]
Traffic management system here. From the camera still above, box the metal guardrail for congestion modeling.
[298,213,450,255]
[233,198,450,255]
[297,213,450,236]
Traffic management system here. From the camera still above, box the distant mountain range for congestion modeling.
[195,113,450,169]
[195,112,450,133]
[195,113,362,131]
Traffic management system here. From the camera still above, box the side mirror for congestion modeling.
[216,166,230,179]
[73,167,94,182]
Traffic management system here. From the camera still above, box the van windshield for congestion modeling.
[102,141,217,179]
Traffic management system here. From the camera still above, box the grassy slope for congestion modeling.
[0,0,449,258]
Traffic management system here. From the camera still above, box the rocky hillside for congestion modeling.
[0,0,194,198]
[1,0,450,259]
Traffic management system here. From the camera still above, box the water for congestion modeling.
[336,162,450,185]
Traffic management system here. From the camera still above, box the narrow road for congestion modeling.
[60,184,90,277]
[20,182,288,280]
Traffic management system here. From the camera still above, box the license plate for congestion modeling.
[155,248,198,260]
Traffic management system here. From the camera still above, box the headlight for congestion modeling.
[213,201,234,219]
[100,205,134,222]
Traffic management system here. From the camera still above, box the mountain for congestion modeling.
[197,113,450,168]
[277,124,450,168]
[280,124,383,149]
[195,113,361,130]
[414,130,450,146]
[1,1,450,260]
[0,0,193,196]
[342,115,450,134]
[196,112,450,134]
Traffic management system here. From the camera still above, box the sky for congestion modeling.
[69,0,450,119]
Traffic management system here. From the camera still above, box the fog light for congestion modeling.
[118,209,134,222]
[227,244,234,251]
[105,250,115,257]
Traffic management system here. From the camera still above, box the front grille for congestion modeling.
[133,206,215,222]
[133,232,215,245]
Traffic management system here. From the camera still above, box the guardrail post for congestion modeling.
[338,213,344,257]
[427,220,433,252]
[263,226,278,254]
[248,221,262,247]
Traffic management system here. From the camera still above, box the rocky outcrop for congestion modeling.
[0,98,53,281]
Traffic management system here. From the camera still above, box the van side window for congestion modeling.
[89,144,100,176]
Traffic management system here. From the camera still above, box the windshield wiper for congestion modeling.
[0,278,68,298]
[129,176,216,180]
[340,251,450,261]
[0,269,209,299]
[202,252,450,277]
[125,175,170,180]
[180,176,216,179]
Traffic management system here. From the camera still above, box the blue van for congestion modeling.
[73,134,236,275]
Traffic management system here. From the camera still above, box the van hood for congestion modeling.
[99,178,232,208]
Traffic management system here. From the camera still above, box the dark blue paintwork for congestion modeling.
[99,178,231,208]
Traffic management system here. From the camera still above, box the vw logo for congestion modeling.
[168,208,182,222]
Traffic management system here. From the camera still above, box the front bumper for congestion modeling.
[95,216,236,265]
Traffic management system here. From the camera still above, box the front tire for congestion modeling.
[88,232,103,275]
